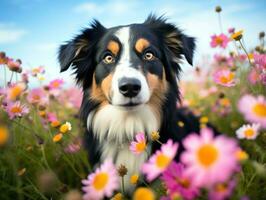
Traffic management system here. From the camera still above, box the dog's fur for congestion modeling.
[58,15,203,191]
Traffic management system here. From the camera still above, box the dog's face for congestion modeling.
[58,15,195,109]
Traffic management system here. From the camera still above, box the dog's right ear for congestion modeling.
[58,20,106,72]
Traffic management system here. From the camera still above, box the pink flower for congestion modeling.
[64,139,81,154]
[142,140,178,182]
[161,162,199,200]
[236,123,260,140]
[48,79,64,90]
[47,112,58,123]
[213,69,236,87]
[82,159,119,200]
[228,28,235,34]
[248,68,261,84]
[254,54,266,70]
[31,66,45,77]
[130,133,147,155]
[208,179,236,200]
[27,88,48,104]
[181,128,238,188]
[210,34,230,49]
[58,87,82,109]
[260,72,266,85]
[5,101,29,119]
[6,82,26,101]
[7,58,22,72]
[238,95,266,128]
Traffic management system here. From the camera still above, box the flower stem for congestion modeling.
[239,40,252,67]
[4,65,7,87]
[156,139,163,145]
[218,13,223,33]
[121,176,125,195]
[9,71,14,83]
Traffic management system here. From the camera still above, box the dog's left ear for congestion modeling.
[145,15,196,65]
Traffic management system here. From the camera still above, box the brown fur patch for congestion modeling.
[135,38,150,53]
[107,41,120,56]
[146,70,168,124]
[90,74,111,104]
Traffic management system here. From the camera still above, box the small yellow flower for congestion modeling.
[60,122,72,133]
[248,53,254,60]
[53,133,63,142]
[200,116,209,124]
[177,121,184,127]
[39,111,46,117]
[231,30,243,41]
[51,120,60,128]
[133,187,155,200]
[112,193,123,200]
[0,126,9,146]
[150,131,160,141]
[235,149,249,161]
[130,174,139,185]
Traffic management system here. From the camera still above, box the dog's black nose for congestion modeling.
[119,78,141,98]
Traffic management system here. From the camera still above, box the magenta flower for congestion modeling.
[82,159,119,200]
[213,69,236,87]
[238,95,266,128]
[208,179,236,200]
[254,53,266,70]
[181,128,238,188]
[142,140,178,182]
[248,68,261,85]
[5,101,29,119]
[130,133,147,155]
[210,34,230,48]
[228,27,235,34]
[27,88,48,105]
[161,162,199,200]
[47,112,58,123]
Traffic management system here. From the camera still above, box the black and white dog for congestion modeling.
[58,15,203,190]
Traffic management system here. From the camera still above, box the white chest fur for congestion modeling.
[87,104,160,190]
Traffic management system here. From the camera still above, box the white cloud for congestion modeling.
[0,24,27,44]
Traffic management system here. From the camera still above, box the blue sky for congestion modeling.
[0,0,265,85]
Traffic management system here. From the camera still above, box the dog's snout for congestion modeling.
[119,78,141,98]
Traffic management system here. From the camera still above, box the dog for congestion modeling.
[58,15,204,191]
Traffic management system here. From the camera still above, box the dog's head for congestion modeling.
[58,15,195,108]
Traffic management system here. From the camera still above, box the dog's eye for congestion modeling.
[103,53,115,64]
[144,51,155,61]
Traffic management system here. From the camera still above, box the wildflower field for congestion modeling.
[0,6,266,200]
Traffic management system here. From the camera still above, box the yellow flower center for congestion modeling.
[130,174,139,185]
[156,153,170,169]
[92,172,109,190]
[176,178,190,188]
[11,106,22,113]
[197,144,219,167]
[60,124,70,133]
[32,94,40,101]
[215,183,227,193]
[235,150,248,161]
[136,141,146,153]
[10,86,23,100]
[244,128,255,138]
[0,126,9,146]
[219,73,234,84]
[253,103,266,117]
[52,81,60,88]
[133,187,155,200]
[215,37,223,45]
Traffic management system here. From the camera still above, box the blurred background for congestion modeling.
[1,0,265,86]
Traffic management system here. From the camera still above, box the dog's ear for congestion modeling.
[58,20,106,72]
[145,15,196,65]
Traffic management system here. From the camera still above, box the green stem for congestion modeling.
[121,176,125,195]
[239,40,252,67]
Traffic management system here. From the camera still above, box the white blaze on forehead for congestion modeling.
[115,26,131,63]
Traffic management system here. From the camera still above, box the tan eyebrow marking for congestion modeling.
[135,38,150,53]
[107,40,120,56]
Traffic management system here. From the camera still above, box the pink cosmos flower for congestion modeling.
[213,69,236,87]
[58,87,82,109]
[142,140,178,182]
[236,123,261,140]
[82,159,119,200]
[27,88,48,105]
[254,54,266,70]
[238,95,266,128]
[210,34,230,49]
[48,79,64,90]
[260,72,266,85]
[130,133,147,155]
[248,68,261,85]
[6,82,26,101]
[7,58,22,72]
[5,101,29,119]
[47,112,58,123]
[181,128,238,188]
[208,179,236,200]
[228,28,235,34]
[161,162,199,200]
